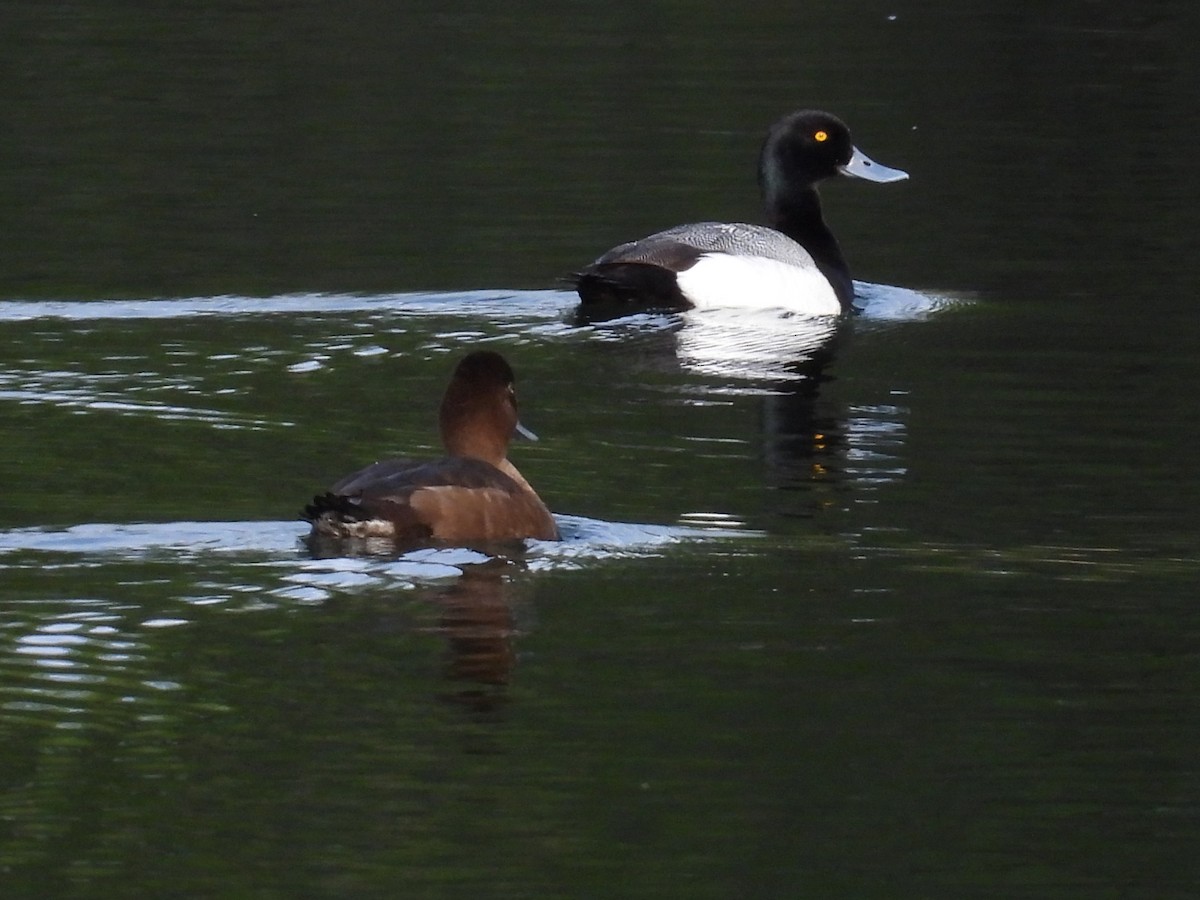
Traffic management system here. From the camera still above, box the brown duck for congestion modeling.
[303,351,559,545]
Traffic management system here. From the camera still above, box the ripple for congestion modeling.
[0,521,307,559]
[0,596,162,724]
[853,281,971,324]
[0,290,571,324]
[848,534,1200,583]
[0,284,961,330]
[0,372,292,430]
[0,514,760,606]
[0,287,963,441]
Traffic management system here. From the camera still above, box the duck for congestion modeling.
[572,109,908,317]
[302,350,560,546]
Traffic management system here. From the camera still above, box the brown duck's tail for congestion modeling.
[301,492,364,523]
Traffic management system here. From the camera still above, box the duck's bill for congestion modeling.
[839,145,909,183]
[515,421,539,442]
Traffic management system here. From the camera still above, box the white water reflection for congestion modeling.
[852,281,966,324]
[0,597,155,728]
[0,381,288,430]
[0,290,569,323]
[0,514,758,596]
[671,307,841,381]
[0,346,296,430]
[0,285,961,324]
[0,513,758,728]
[0,286,961,439]
[0,520,304,559]
[569,281,964,381]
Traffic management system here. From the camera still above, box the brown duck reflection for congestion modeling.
[419,558,528,713]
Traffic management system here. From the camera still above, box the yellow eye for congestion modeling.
[814,130,829,142]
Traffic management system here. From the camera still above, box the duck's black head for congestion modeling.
[759,109,908,206]
[760,110,857,193]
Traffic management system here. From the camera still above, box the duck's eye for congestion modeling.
[813,130,829,143]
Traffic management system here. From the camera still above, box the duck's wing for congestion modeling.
[303,457,558,543]
[326,456,521,497]
[573,223,817,310]
[593,222,815,267]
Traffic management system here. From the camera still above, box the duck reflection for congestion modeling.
[303,540,531,712]
[419,558,526,714]
[573,307,908,512]
[759,340,845,492]
[571,304,846,380]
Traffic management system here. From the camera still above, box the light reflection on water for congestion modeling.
[0,283,959,329]
[850,533,1200,583]
[0,290,568,323]
[0,513,759,730]
[2,512,1178,610]
[0,513,761,635]
[2,597,161,729]
[0,382,288,430]
[3,508,1187,742]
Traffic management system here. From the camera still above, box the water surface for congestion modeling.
[2,1,1199,897]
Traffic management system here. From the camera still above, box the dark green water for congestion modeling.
[2,2,1198,898]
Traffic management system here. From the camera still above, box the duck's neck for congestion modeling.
[441,417,506,468]
[766,188,854,307]
[495,458,537,497]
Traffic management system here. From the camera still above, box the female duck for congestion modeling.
[303,351,560,546]
[573,109,908,316]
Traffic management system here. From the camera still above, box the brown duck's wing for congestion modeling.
[328,456,524,496]
[305,457,558,543]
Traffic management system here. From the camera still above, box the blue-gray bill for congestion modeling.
[839,145,909,183]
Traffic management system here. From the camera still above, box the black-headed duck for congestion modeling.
[573,109,908,316]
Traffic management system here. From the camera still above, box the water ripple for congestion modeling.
[0,290,570,323]
[0,515,760,605]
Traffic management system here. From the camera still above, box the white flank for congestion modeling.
[674,253,841,316]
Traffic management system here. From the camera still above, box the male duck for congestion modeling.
[303,351,560,546]
[572,109,908,316]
